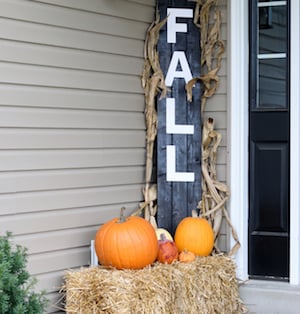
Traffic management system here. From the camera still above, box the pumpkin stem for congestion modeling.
[119,207,127,223]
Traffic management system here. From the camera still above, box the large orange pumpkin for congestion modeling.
[94,207,158,270]
[174,217,214,256]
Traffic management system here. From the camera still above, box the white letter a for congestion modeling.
[165,51,193,87]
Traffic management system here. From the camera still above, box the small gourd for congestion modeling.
[179,250,196,263]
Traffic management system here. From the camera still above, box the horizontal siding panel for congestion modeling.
[0,0,149,40]
[0,184,144,215]
[0,107,144,129]
[35,270,66,293]
[220,217,228,235]
[216,146,227,165]
[45,292,64,314]
[219,0,226,5]
[221,24,227,40]
[0,204,135,236]
[14,227,98,254]
[129,0,155,6]
[0,62,143,93]
[214,75,226,95]
[0,166,145,193]
[0,85,145,111]
[217,234,227,252]
[216,164,226,182]
[0,129,145,149]
[0,148,145,171]
[219,129,227,146]
[0,40,143,76]
[0,18,144,57]
[204,94,227,111]
[35,0,155,23]
[28,247,90,275]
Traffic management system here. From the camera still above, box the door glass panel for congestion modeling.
[259,5,287,54]
[258,58,287,108]
[255,1,288,109]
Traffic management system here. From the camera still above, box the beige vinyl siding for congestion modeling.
[202,0,228,251]
[0,0,155,313]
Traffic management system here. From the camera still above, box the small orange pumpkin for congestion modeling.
[157,234,178,264]
[179,250,196,263]
[174,216,214,256]
[94,207,158,270]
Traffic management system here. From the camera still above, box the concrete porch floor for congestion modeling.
[239,280,300,314]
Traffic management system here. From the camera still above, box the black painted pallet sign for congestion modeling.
[157,0,201,235]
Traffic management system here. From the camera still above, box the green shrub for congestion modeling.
[0,232,48,314]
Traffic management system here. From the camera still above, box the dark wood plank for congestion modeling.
[157,0,201,235]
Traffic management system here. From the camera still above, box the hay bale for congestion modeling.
[62,255,246,313]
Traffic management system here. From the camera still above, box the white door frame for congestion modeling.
[229,0,300,284]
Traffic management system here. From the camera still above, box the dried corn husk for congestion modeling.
[138,10,167,227]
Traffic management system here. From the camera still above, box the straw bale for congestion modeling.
[62,255,246,313]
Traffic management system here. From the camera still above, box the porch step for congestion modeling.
[239,280,300,314]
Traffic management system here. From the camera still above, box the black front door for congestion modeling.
[249,0,290,280]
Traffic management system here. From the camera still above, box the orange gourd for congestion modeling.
[178,250,196,263]
[174,217,214,256]
[94,207,158,270]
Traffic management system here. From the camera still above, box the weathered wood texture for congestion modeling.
[157,0,201,235]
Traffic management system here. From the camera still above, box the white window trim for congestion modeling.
[258,1,287,7]
[229,0,300,284]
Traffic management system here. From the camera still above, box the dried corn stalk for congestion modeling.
[186,0,225,113]
[189,0,240,255]
[197,118,240,256]
[135,11,168,228]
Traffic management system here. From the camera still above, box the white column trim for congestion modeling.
[289,0,300,285]
[228,0,249,281]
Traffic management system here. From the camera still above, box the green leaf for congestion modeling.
[0,232,48,314]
